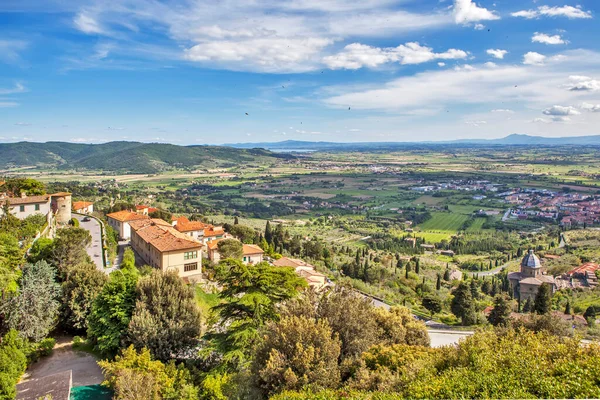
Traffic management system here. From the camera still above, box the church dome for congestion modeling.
[521,249,541,269]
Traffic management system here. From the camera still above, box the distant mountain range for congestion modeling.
[0,141,292,173]
[228,134,600,151]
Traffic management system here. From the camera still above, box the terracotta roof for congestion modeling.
[519,277,544,285]
[243,244,264,255]
[73,201,93,210]
[136,205,150,210]
[4,194,50,205]
[176,220,209,233]
[130,218,202,252]
[50,192,71,197]
[207,239,224,251]
[107,210,151,223]
[204,226,225,237]
[273,257,314,269]
[568,262,600,276]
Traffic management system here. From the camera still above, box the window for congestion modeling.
[184,251,198,260]
[35,204,40,211]
[184,262,198,272]
[19,205,25,212]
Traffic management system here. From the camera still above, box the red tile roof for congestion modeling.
[568,262,600,276]
[129,219,202,252]
[107,210,150,223]
[73,201,93,210]
[243,244,264,255]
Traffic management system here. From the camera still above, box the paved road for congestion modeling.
[428,330,473,347]
[74,214,105,271]
[465,263,507,278]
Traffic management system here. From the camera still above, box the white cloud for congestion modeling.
[512,5,592,19]
[64,0,454,73]
[323,42,468,70]
[465,120,487,126]
[484,62,497,68]
[487,49,507,59]
[322,50,600,114]
[532,33,566,45]
[438,62,446,67]
[474,23,485,30]
[0,82,26,95]
[523,52,546,65]
[186,37,333,73]
[74,12,104,34]
[581,103,600,112]
[532,117,550,123]
[566,75,600,91]
[14,122,32,126]
[0,101,18,108]
[491,109,514,113]
[454,0,499,24]
[0,39,28,64]
[542,105,581,116]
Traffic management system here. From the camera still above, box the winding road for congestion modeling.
[74,214,105,272]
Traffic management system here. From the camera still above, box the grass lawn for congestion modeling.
[196,286,220,322]
[418,212,469,232]
[466,217,487,232]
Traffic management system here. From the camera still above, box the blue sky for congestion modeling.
[0,0,599,144]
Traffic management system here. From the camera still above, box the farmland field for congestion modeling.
[418,212,470,232]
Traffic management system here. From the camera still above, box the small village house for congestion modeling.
[207,239,264,264]
[73,201,94,214]
[272,257,328,290]
[129,218,203,281]
[106,210,150,240]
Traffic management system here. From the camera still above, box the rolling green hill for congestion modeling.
[0,141,293,173]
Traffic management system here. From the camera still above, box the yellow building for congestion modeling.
[129,218,203,282]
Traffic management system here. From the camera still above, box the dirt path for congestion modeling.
[19,336,104,388]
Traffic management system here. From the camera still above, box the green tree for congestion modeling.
[209,260,305,368]
[87,266,139,356]
[217,239,244,260]
[2,260,61,342]
[450,282,477,326]
[0,330,27,400]
[51,227,92,279]
[264,221,273,245]
[228,224,257,244]
[127,270,202,361]
[435,274,441,291]
[2,178,45,196]
[422,295,443,318]
[149,209,172,221]
[533,284,552,315]
[443,268,451,281]
[252,316,342,397]
[522,298,533,313]
[0,233,22,295]
[373,306,429,347]
[99,345,198,400]
[60,262,108,332]
[487,295,512,327]
[564,300,571,315]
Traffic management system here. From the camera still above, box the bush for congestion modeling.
[70,217,80,227]
[27,338,56,363]
[0,330,28,399]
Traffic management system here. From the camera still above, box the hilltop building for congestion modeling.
[172,216,229,244]
[106,210,150,240]
[73,201,94,214]
[129,218,202,281]
[508,250,555,301]
[207,239,264,264]
[0,191,72,225]
[272,257,328,290]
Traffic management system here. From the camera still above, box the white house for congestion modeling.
[106,210,150,240]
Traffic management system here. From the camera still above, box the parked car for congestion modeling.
[83,217,91,222]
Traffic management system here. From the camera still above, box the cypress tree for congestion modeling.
[436,274,441,290]
[523,298,533,313]
[565,300,571,315]
[415,260,420,274]
[265,221,273,245]
[533,284,551,315]
[443,268,451,281]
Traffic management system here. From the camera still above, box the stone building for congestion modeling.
[508,249,555,301]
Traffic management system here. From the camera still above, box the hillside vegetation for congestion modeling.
[0,141,293,173]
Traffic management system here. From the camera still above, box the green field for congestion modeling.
[466,217,487,232]
[418,212,470,232]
